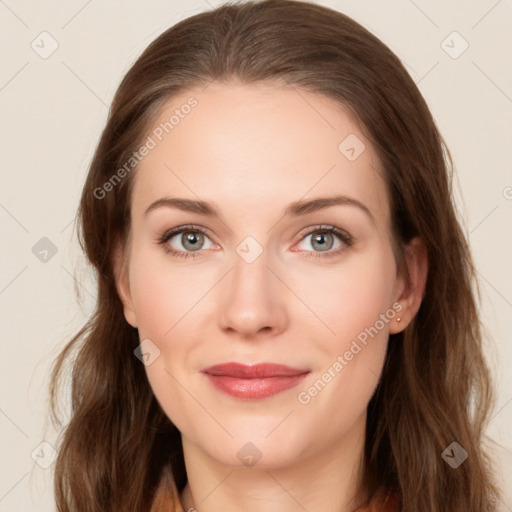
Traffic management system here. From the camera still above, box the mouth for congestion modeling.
[201,362,310,400]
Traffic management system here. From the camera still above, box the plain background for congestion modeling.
[0,0,511,510]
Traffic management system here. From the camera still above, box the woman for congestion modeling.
[48,1,500,510]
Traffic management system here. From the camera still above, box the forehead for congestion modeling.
[130,81,390,228]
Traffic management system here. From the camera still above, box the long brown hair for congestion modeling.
[49,1,500,510]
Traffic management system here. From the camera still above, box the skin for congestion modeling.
[115,80,428,512]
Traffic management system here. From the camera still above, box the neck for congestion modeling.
[179,412,368,512]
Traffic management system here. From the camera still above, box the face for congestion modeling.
[116,80,411,469]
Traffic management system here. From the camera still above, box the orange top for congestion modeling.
[154,477,400,512]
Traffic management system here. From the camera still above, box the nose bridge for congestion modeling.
[218,246,286,336]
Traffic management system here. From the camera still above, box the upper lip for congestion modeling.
[201,362,310,378]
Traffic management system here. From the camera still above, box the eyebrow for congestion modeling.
[144,195,374,224]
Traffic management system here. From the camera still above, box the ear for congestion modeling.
[389,236,428,334]
[113,241,138,328]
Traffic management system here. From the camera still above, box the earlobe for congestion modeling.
[390,236,428,334]
[113,242,138,328]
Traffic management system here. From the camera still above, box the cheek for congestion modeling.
[299,249,396,407]
[128,247,212,340]
[127,250,205,430]
[305,248,398,351]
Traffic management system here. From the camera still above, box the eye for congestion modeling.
[294,225,353,259]
[157,225,216,259]
[157,224,353,260]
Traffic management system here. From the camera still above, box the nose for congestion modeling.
[217,253,287,339]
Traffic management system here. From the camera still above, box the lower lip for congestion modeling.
[204,373,309,400]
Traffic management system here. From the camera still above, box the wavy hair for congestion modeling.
[49,0,500,510]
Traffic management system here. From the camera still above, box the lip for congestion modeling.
[202,362,309,378]
[201,363,310,400]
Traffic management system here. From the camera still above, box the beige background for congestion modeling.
[0,0,511,510]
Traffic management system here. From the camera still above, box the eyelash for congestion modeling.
[157,224,354,260]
